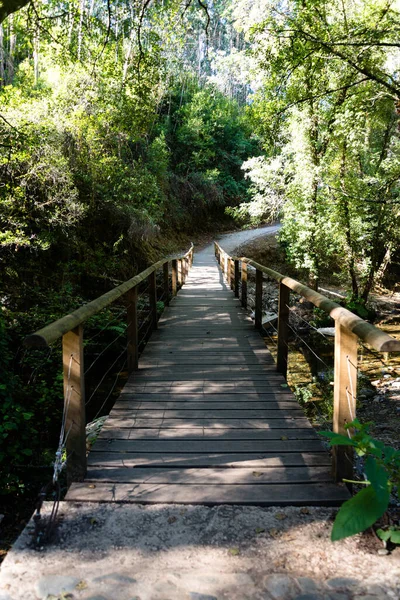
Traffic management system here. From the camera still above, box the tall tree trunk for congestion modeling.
[7,14,15,84]
[0,24,5,87]
[338,142,358,299]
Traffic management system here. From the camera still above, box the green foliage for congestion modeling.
[377,527,400,545]
[321,419,400,541]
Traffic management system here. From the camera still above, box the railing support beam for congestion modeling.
[255,269,263,329]
[63,325,86,484]
[241,262,247,309]
[172,259,178,296]
[149,271,158,331]
[163,262,170,306]
[127,287,138,373]
[234,260,240,298]
[332,323,358,484]
[277,283,290,378]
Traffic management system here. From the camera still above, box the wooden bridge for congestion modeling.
[25,240,400,506]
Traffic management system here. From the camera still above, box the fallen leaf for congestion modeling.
[76,581,88,590]
[90,518,98,526]
[300,507,310,515]
[269,528,279,538]
[255,527,265,534]
[280,436,288,441]
[252,471,263,478]
[168,516,177,524]
[280,383,288,388]
[229,547,240,556]
[88,484,96,489]
[274,512,287,520]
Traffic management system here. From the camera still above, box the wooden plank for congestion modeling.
[98,427,318,440]
[103,417,313,429]
[67,481,349,505]
[87,451,332,468]
[91,439,325,453]
[117,392,298,402]
[83,466,334,484]
[107,409,305,419]
[111,401,301,411]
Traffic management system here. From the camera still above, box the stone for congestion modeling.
[92,573,136,584]
[297,578,321,594]
[326,578,359,590]
[263,574,299,599]
[293,595,326,600]
[190,594,218,600]
[36,575,80,597]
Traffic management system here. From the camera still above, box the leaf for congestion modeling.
[320,431,357,447]
[364,456,389,501]
[168,516,177,524]
[331,486,390,541]
[255,527,265,534]
[252,471,263,478]
[274,512,287,520]
[229,547,240,555]
[377,527,400,544]
[280,384,288,388]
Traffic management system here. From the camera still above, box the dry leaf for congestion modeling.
[88,484,96,489]
[229,547,240,556]
[280,436,288,441]
[255,527,265,534]
[76,581,88,590]
[269,528,279,538]
[168,516,177,524]
[274,512,287,520]
[252,471,263,478]
[300,507,310,515]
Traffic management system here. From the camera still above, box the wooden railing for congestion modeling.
[24,244,194,483]
[214,241,400,483]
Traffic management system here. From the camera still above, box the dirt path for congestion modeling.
[216,223,281,255]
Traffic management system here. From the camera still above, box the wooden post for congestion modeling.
[234,260,240,298]
[172,259,177,296]
[149,270,158,331]
[241,262,247,309]
[127,287,138,373]
[163,262,170,306]
[277,283,290,378]
[227,257,231,287]
[230,260,235,291]
[63,325,86,483]
[255,269,263,329]
[178,259,182,286]
[332,322,358,484]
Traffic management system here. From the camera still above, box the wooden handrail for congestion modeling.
[23,243,194,484]
[214,242,400,353]
[214,240,400,485]
[24,244,194,348]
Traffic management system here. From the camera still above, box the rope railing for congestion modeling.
[23,244,194,485]
[214,240,400,484]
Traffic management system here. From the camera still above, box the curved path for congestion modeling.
[217,223,281,255]
[67,235,348,506]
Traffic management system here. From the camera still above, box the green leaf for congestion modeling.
[320,431,357,446]
[364,456,389,501]
[377,527,400,544]
[376,528,391,542]
[331,485,390,541]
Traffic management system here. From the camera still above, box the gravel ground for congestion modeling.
[1,502,399,600]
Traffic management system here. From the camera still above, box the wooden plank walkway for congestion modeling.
[68,244,349,505]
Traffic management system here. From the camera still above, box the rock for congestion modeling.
[316,327,335,337]
[326,577,359,590]
[36,575,80,597]
[377,548,389,556]
[92,573,136,584]
[190,594,218,600]
[263,574,299,599]
[262,313,278,328]
[293,595,326,600]
[297,578,320,594]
